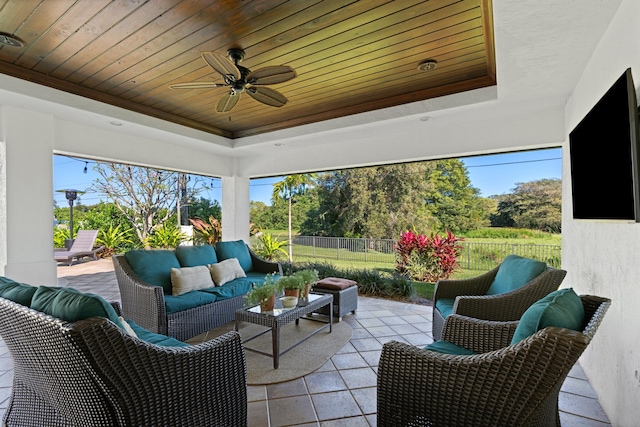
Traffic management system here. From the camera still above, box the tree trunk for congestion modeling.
[288,197,293,262]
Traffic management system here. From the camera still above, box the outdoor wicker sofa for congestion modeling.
[0,281,248,427]
[113,241,282,341]
[378,293,611,427]
[432,255,567,340]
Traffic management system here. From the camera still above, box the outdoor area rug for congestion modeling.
[208,318,352,385]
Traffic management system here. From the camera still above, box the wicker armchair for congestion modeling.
[0,297,248,427]
[432,264,567,340]
[378,294,610,427]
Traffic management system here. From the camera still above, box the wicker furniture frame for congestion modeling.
[312,284,358,321]
[378,294,610,427]
[0,297,248,427]
[235,293,333,369]
[113,246,282,341]
[432,265,567,340]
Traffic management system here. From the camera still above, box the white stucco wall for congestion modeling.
[0,107,57,284]
[563,0,640,424]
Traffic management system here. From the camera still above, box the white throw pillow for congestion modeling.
[119,317,138,338]
[208,258,246,286]
[171,265,214,296]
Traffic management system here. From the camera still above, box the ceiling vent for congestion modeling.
[0,33,23,48]
[418,59,438,72]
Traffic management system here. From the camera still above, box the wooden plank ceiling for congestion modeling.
[0,0,495,139]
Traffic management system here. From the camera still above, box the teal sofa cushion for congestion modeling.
[0,277,37,306]
[125,249,180,294]
[126,320,189,347]
[424,340,477,355]
[215,240,253,272]
[435,298,455,318]
[200,277,254,300]
[511,288,585,344]
[245,271,280,284]
[486,255,546,295]
[31,286,125,329]
[175,245,218,267]
[164,291,218,315]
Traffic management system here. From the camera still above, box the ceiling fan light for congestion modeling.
[0,33,23,48]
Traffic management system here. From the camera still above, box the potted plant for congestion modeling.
[245,275,279,312]
[277,275,305,298]
[294,269,319,298]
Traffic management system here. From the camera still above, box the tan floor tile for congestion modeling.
[311,390,362,421]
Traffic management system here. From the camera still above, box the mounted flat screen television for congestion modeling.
[569,68,640,221]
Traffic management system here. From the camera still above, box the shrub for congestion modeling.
[145,223,188,249]
[395,230,463,282]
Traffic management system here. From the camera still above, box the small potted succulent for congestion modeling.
[245,274,279,312]
[294,269,319,298]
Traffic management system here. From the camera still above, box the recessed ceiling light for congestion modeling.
[110,121,122,126]
[274,143,284,147]
[418,59,437,72]
[420,116,433,122]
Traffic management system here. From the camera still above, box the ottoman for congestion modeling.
[312,277,358,322]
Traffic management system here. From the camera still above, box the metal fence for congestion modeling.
[291,235,561,270]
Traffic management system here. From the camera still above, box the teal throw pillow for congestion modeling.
[0,276,37,306]
[175,244,218,267]
[510,288,585,344]
[424,340,477,355]
[215,240,253,272]
[125,249,180,294]
[486,255,546,295]
[31,286,125,330]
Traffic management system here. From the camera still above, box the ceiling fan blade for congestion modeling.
[169,82,225,89]
[202,52,240,81]
[216,92,240,113]
[247,86,288,107]
[247,66,296,85]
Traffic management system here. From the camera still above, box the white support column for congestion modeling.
[221,176,250,243]
[0,107,57,285]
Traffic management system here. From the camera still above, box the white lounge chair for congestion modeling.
[54,230,103,266]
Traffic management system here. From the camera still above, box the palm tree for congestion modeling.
[272,174,315,262]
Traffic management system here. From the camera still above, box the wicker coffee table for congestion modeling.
[235,293,333,369]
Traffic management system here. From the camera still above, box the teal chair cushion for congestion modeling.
[0,277,37,306]
[125,249,181,294]
[424,340,477,355]
[126,320,189,347]
[164,291,218,315]
[486,255,546,295]
[511,288,585,344]
[435,298,456,318]
[31,286,125,330]
[245,271,280,284]
[175,244,218,267]
[215,240,253,272]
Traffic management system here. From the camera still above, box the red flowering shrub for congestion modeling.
[395,230,463,282]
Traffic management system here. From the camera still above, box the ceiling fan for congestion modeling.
[169,48,296,113]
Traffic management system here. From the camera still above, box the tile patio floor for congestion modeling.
[0,258,611,426]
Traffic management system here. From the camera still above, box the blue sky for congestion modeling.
[53,147,562,207]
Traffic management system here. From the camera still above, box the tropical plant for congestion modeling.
[294,269,319,297]
[253,232,288,261]
[189,215,222,245]
[53,226,70,248]
[96,224,134,257]
[395,230,464,282]
[272,174,316,262]
[145,223,188,249]
[245,274,279,307]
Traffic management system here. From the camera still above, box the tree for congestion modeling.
[189,197,222,222]
[301,161,487,238]
[90,163,199,247]
[491,179,562,232]
[424,159,488,232]
[272,174,316,262]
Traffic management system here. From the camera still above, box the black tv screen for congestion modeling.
[569,68,640,221]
